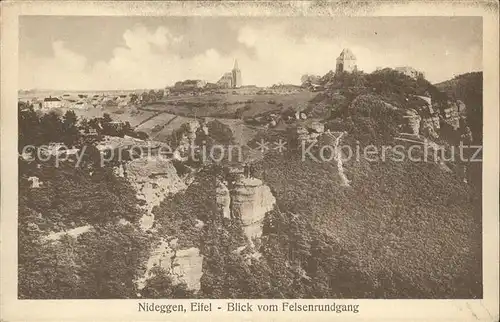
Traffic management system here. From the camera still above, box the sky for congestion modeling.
[19,16,482,90]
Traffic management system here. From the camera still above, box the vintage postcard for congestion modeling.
[1,1,498,321]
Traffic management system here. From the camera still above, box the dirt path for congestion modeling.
[326,131,351,187]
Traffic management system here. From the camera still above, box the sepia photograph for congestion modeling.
[1,1,499,321]
[15,14,485,299]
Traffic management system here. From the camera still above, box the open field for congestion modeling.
[142,91,318,119]
[135,112,177,133]
[23,90,320,143]
[58,106,158,128]
[144,114,196,141]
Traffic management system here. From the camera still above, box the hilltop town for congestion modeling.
[18,48,483,300]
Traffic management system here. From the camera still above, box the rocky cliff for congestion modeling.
[126,158,187,230]
[137,238,203,292]
[216,180,231,219]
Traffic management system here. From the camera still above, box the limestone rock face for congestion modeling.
[171,247,204,291]
[216,181,231,219]
[443,102,460,130]
[404,109,422,136]
[201,123,209,136]
[127,158,187,230]
[113,164,125,177]
[414,95,432,107]
[184,120,200,145]
[230,178,276,244]
[138,239,204,292]
[421,118,439,139]
[174,120,203,161]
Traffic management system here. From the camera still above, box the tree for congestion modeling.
[39,111,64,143]
[156,89,165,100]
[18,102,42,150]
[130,93,138,105]
[141,92,149,104]
[62,110,79,146]
[141,267,195,298]
[149,90,157,103]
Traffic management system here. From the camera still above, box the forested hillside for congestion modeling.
[435,72,483,143]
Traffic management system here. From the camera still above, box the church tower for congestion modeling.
[335,48,357,73]
[232,59,242,88]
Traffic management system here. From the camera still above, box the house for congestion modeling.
[205,82,219,90]
[72,101,90,109]
[174,80,206,91]
[42,96,62,110]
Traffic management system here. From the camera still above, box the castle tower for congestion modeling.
[335,48,357,73]
[232,59,242,88]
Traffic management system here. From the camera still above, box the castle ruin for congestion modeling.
[335,48,357,73]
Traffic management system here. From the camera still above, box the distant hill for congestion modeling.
[434,71,482,101]
[435,72,483,143]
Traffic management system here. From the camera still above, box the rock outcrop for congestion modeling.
[442,102,461,130]
[27,176,42,188]
[403,109,422,136]
[216,180,231,219]
[421,117,440,139]
[171,247,204,291]
[127,158,187,230]
[296,120,325,144]
[138,238,203,292]
[178,120,200,148]
[230,177,276,245]
[173,120,203,161]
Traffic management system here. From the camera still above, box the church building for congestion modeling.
[231,59,242,88]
